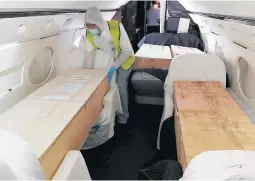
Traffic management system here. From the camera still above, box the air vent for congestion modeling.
[218,24,224,29]
[17,24,26,34]
[28,47,53,85]
[63,18,73,28]
[46,20,53,29]
[237,57,255,100]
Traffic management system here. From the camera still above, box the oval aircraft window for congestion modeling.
[237,57,255,99]
[28,47,53,84]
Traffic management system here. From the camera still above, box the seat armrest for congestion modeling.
[52,151,91,180]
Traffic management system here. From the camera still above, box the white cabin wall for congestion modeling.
[190,14,255,116]
[179,1,255,19]
[0,0,129,12]
[0,12,115,114]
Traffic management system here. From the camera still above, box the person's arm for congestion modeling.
[113,23,134,68]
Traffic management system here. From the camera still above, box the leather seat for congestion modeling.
[131,71,164,105]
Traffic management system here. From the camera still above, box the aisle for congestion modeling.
[82,104,163,180]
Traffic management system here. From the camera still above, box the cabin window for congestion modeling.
[28,47,53,84]
[237,57,255,99]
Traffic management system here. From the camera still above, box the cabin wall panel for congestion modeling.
[0,14,84,45]
[0,12,116,114]
[196,17,255,117]
[0,1,128,12]
[0,30,87,114]
[179,1,255,19]
[190,14,255,52]
[0,12,115,45]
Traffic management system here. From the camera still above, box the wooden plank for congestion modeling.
[173,81,255,168]
[174,108,187,169]
[133,44,172,70]
[0,69,109,180]
[133,57,171,69]
[40,77,109,179]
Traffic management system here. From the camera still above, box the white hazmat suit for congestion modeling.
[84,6,134,124]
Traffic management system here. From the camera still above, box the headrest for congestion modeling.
[0,129,45,180]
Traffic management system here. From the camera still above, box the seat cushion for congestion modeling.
[131,72,164,97]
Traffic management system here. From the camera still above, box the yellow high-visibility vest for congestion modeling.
[86,20,135,70]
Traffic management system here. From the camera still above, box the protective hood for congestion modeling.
[84,6,108,34]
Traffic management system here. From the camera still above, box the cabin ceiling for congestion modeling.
[178,0,255,19]
[1,0,255,20]
[0,1,129,12]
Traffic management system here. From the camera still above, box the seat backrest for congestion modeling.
[146,25,160,34]
[165,53,226,89]
[0,129,45,180]
[52,151,91,180]
[165,17,180,33]
[164,54,226,115]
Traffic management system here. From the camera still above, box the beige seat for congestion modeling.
[157,54,226,149]
[131,72,164,105]
[53,151,91,180]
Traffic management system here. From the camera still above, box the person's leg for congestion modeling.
[117,67,131,124]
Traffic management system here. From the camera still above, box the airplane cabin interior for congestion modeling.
[0,0,255,180]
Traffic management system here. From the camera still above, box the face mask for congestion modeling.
[88,28,100,36]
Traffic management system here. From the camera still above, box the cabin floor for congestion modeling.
[82,103,177,180]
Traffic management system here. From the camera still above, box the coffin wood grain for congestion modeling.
[0,69,109,180]
[133,44,172,69]
[174,108,187,169]
[40,77,109,179]
[133,56,171,69]
[173,81,255,169]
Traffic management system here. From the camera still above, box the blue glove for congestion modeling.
[108,66,116,84]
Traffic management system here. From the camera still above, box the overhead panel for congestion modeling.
[190,14,255,51]
[178,0,255,19]
[0,0,129,12]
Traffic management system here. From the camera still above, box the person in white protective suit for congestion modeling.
[83,6,135,124]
